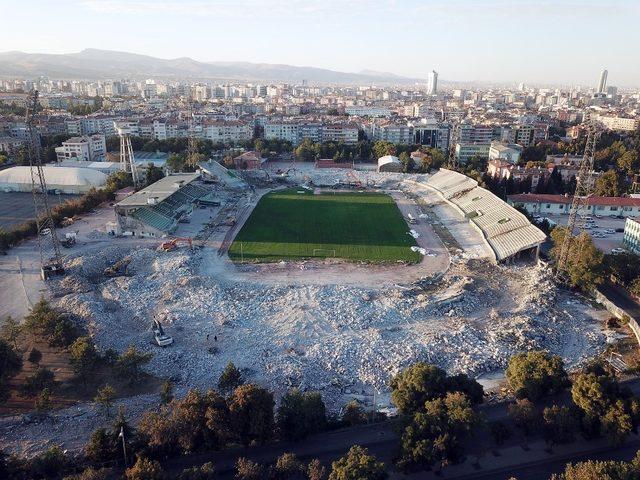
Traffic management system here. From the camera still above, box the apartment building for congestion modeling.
[321,123,359,145]
[623,217,640,255]
[54,134,107,162]
[593,114,639,132]
[369,123,413,144]
[265,122,299,144]
[488,142,522,164]
[203,121,253,143]
[455,143,490,163]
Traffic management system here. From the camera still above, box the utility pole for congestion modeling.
[446,112,464,171]
[119,426,128,467]
[555,120,599,279]
[26,90,64,281]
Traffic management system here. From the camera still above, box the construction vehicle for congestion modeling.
[104,257,131,277]
[157,237,193,252]
[152,319,173,347]
[60,232,77,248]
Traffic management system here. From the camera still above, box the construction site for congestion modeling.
[0,97,621,456]
[0,152,619,456]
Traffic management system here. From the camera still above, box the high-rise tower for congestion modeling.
[427,70,438,95]
[597,69,608,94]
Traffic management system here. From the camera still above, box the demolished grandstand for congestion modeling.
[114,173,214,237]
[411,169,546,262]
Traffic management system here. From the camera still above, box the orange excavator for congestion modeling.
[157,237,193,252]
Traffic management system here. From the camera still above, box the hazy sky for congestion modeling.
[3,0,639,85]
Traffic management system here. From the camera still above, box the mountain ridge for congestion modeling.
[0,49,420,85]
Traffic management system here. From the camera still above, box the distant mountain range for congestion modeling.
[0,49,421,85]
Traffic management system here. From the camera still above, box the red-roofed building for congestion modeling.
[233,151,265,170]
[507,193,640,217]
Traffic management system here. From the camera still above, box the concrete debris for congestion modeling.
[51,246,604,415]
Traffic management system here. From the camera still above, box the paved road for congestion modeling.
[598,282,640,321]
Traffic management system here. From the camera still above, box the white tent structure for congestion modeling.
[0,166,108,194]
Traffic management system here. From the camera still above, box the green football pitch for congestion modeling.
[228,189,421,263]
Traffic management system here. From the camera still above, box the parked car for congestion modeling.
[611,248,626,254]
[615,228,625,233]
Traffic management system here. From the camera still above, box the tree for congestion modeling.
[85,428,114,463]
[178,463,216,480]
[390,362,483,416]
[116,345,152,383]
[372,141,395,160]
[0,316,21,347]
[505,350,569,401]
[0,338,22,387]
[329,446,387,480]
[397,392,479,471]
[63,467,111,480]
[125,457,165,480]
[543,405,578,445]
[390,363,449,415]
[69,336,99,382]
[594,169,623,197]
[228,384,275,446]
[274,452,303,479]
[307,459,326,480]
[160,379,174,404]
[399,152,414,173]
[20,367,55,397]
[34,388,52,413]
[341,400,366,427]
[489,421,511,446]
[28,348,42,364]
[29,446,68,479]
[218,362,243,394]
[508,398,537,437]
[235,457,263,480]
[277,389,327,441]
[94,384,116,416]
[145,163,165,186]
[551,458,640,480]
[601,399,634,445]
[551,227,605,289]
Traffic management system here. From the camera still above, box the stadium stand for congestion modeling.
[422,169,546,262]
[114,173,212,237]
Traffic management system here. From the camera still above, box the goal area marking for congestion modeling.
[312,248,337,257]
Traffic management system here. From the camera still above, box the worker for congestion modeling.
[214,335,218,342]
[206,334,210,342]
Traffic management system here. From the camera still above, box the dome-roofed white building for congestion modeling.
[0,166,108,194]
[377,155,402,173]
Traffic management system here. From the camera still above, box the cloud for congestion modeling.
[77,0,380,18]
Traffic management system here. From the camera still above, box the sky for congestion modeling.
[2,0,639,86]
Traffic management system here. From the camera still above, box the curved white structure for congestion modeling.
[0,166,108,194]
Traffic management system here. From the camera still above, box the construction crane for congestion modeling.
[555,120,600,279]
[25,90,64,280]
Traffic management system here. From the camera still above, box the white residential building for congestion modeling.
[203,121,253,143]
[623,217,640,255]
[54,134,107,162]
[488,142,522,164]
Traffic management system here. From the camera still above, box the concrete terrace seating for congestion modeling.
[131,207,176,233]
[423,169,546,261]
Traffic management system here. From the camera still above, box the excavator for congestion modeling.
[152,319,173,347]
[157,237,193,252]
[104,256,131,277]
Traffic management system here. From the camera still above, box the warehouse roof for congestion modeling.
[0,166,107,187]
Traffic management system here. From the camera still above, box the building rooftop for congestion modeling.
[508,193,640,207]
[116,173,200,207]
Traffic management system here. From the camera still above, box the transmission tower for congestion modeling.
[26,90,64,280]
[446,117,462,170]
[115,122,140,188]
[186,99,200,168]
[555,120,599,278]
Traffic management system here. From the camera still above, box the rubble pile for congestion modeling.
[52,246,605,412]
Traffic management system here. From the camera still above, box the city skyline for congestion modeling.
[3,0,640,86]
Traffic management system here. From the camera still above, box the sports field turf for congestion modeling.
[228,189,421,263]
